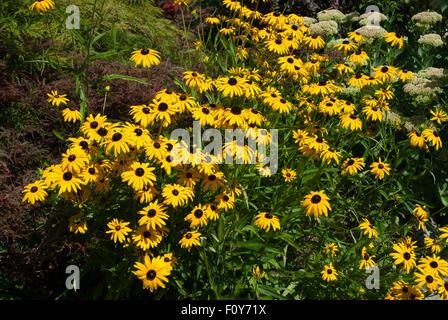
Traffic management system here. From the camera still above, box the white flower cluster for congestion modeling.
[403,71,444,104]
[418,34,444,47]
[317,9,346,23]
[354,25,387,39]
[411,11,443,27]
[309,20,339,36]
[302,16,317,26]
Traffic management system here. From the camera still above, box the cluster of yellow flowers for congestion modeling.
[25,0,448,298]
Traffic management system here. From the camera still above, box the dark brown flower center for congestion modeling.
[112,132,122,141]
[146,270,156,280]
[311,194,321,203]
[30,186,38,193]
[68,155,76,162]
[194,209,203,218]
[158,103,168,112]
[63,172,73,181]
[135,168,145,177]
[228,77,237,85]
[90,121,98,129]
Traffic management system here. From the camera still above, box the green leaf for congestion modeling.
[90,49,119,60]
[235,239,265,251]
[105,74,148,85]
[52,130,65,141]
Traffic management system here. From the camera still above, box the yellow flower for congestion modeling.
[301,190,331,220]
[130,48,161,68]
[359,218,378,238]
[321,263,338,282]
[254,212,281,232]
[30,0,55,13]
[47,90,69,107]
[252,266,265,280]
[369,157,391,180]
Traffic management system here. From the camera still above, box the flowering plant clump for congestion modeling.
[17,0,448,300]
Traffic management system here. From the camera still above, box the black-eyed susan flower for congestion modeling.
[341,157,365,175]
[137,200,169,230]
[417,255,448,277]
[370,157,391,180]
[149,99,178,127]
[375,85,395,100]
[133,255,171,292]
[51,165,84,194]
[106,219,132,243]
[191,104,216,126]
[80,164,102,184]
[62,107,82,123]
[412,204,428,230]
[397,69,414,82]
[439,226,448,243]
[281,169,296,182]
[390,243,416,273]
[215,76,247,98]
[348,50,369,65]
[348,31,364,44]
[185,205,209,228]
[324,243,339,257]
[30,0,55,13]
[362,106,383,122]
[206,203,220,221]
[333,63,354,75]
[47,90,69,107]
[121,162,156,191]
[133,226,163,250]
[320,148,341,165]
[407,131,426,149]
[301,190,331,220]
[359,218,378,238]
[304,35,325,50]
[425,237,442,254]
[292,129,309,146]
[414,268,444,293]
[68,213,87,234]
[438,280,448,300]
[340,113,362,131]
[179,230,201,249]
[347,73,369,88]
[372,65,397,82]
[130,48,161,68]
[321,263,338,282]
[384,31,404,49]
[265,37,289,55]
[162,184,194,208]
[430,108,448,124]
[205,17,220,24]
[333,40,358,54]
[254,212,280,232]
[81,113,108,139]
[359,246,376,271]
[422,128,442,150]
[102,128,132,156]
[22,180,48,204]
[215,191,235,211]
